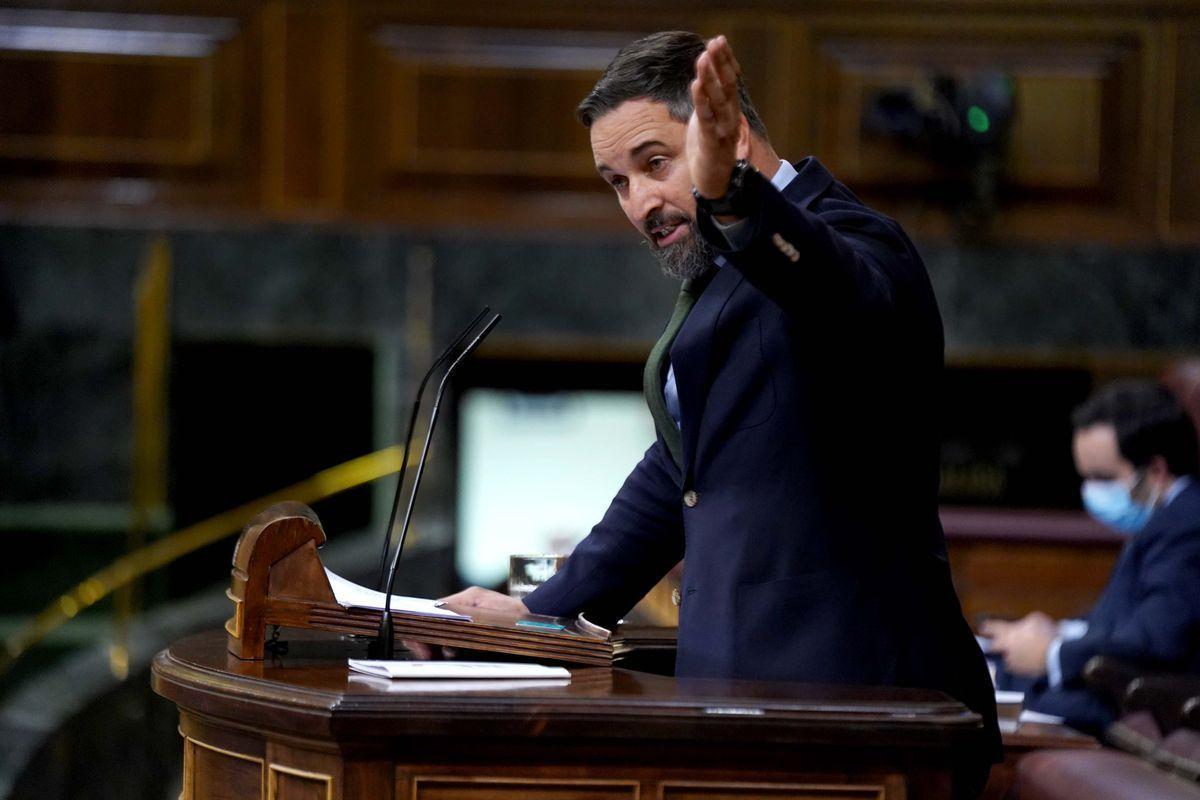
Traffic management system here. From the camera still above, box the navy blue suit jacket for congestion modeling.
[1025,480,1200,733]
[526,157,1001,773]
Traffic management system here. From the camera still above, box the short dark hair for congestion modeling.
[577,31,769,140]
[1072,379,1200,476]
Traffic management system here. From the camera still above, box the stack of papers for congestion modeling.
[310,569,614,667]
[325,570,469,620]
[348,675,572,693]
[348,659,570,680]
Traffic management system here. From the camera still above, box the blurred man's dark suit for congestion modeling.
[1024,479,1200,732]
[526,156,1002,791]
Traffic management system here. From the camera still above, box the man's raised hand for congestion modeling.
[687,35,746,201]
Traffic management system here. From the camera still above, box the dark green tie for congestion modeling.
[643,277,701,470]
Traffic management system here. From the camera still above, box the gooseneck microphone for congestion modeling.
[375,311,502,659]
[376,307,492,590]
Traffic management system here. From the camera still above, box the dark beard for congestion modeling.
[644,215,716,282]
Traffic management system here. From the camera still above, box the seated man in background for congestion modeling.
[983,380,1200,734]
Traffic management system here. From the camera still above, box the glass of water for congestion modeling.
[508,554,567,599]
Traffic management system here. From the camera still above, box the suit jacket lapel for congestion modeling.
[669,264,744,484]
[663,156,833,481]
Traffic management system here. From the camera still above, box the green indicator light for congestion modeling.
[967,105,990,134]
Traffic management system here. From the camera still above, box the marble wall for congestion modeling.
[2,221,1198,509]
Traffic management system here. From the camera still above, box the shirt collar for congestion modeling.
[770,159,799,192]
[1164,475,1193,507]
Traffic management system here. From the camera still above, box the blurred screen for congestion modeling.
[456,388,655,588]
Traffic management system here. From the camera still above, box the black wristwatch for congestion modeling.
[692,159,759,218]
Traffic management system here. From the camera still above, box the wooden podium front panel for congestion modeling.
[269,766,334,800]
[661,784,892,800]
[400,773,900,800]
[185,736,264,800]
[407,775,637,800]
[266,744,339,800]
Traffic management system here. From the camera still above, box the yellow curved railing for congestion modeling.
[0,445,410,680]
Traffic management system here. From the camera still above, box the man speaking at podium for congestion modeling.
[443,31,1000,794]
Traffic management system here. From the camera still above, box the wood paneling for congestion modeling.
[700,16,797,151]
[0,9,239,166]
[948,541,1118,622]
[941,508,1123,623]
[266,740,341,800]
[186,737,264,800]
[374,26,627,179]
[261,1,346,215]
[800,18,1153,222]
[0,5,260,211]
[660,781,892,800]
[269,764,333,800]
[408,776,638,800]
[1169,24,1200,231]
[1,1,1199,241]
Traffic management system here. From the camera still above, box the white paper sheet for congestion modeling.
[1017,708,1066,725]
[349,674,571,693]
[325,569,470,621]
[348,659,570,680]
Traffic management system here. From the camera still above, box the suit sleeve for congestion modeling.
[1057,525,1200,682]
[522,438,685,627]
[695,171,907,318]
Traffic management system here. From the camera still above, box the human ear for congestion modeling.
[1132,455,1172,504]
[1146,454,1172,485]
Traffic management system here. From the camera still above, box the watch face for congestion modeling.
[693,161,755,216]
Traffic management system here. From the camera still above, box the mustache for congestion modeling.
[643,211,693,243]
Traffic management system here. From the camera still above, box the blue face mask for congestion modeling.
[1081,477,1158,535]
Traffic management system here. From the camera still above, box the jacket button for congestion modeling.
[683,489,699,507]
[671,588,682,607]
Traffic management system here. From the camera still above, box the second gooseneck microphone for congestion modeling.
[374,310,502,659]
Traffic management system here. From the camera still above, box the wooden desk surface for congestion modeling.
[153,630,980,747]
[999,719,1100,751]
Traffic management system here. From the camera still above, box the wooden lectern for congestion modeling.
[153,630,983,800]
[147,502,989,798]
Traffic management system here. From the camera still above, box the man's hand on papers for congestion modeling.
[980,611,1057,677]
[401,589,529,660]
[438,586,529,616]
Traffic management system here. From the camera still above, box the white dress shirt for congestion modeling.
[663,160,800,427]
